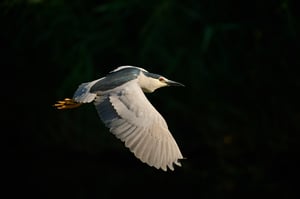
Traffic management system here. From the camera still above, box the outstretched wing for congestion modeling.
[93,81,183,171]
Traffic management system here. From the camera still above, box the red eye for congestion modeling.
[159,77,164,82]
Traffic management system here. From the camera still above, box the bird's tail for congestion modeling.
[53,98,82,109]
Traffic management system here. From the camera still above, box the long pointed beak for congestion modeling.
[166,80,185,87]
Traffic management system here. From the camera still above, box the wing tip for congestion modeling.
[154,158,184,172]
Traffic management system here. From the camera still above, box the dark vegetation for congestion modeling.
[2,0,298,198]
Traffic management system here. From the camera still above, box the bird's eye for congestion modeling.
[159,77,165,82]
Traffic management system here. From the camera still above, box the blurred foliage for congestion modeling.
[1,0,298,198]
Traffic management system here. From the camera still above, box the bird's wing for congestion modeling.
[93,81,183,171]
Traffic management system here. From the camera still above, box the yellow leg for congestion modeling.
[53,98,82,109]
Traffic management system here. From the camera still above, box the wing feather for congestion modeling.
[136,131,153,164]
[168,141,175,168]
[131,130,148,158]
[125,127,143,149]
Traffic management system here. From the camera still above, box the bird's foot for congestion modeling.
[53,98,82,109]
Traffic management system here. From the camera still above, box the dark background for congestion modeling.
[2,0,298,198]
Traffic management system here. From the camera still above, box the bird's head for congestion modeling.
[138,70,184,93]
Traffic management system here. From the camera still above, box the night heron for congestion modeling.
[54,66,184,171]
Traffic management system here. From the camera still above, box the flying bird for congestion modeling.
[54,66,184,171]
